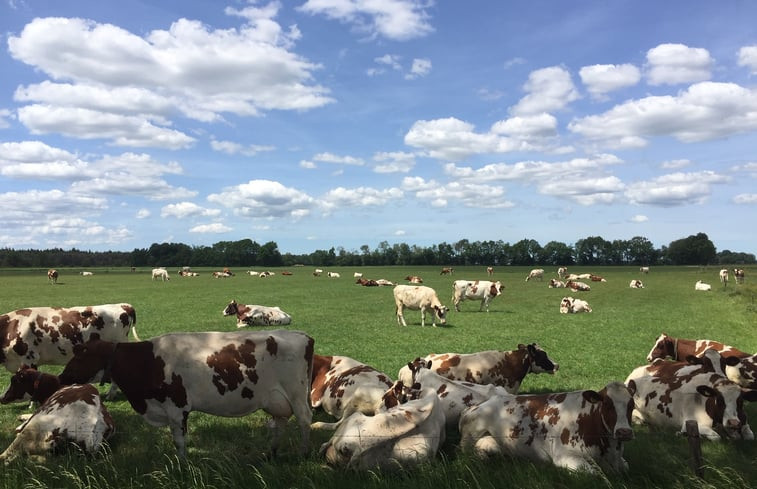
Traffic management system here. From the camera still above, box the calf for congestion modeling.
[695,280,711,291]
[310,354,395,430]
[451,280,503,312]
[629,279,644,288]
[404,344,558,394]
[525,268,544,282]
[0,383,115,463]
[399,358,511,427]
[320,387,446,471]
[393,285,449,327]
[222,300,292,327]
[58,330,314,457]
[559,296,592,314]
[625,371,756,440]
[459,382,635,474]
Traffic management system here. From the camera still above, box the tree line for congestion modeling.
[0,233,753,269]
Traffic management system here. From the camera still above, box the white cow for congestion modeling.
[720,268,729,286]
[0,384,115,463]
[629,279,644,288]
[80,271,93,276]
[320,387,446,471]
[640,266,650,274]
[353,272,363,278]
[393,285,449,327]
[327,272,341,278]
[525,269,544,282]
[313,269,323,277]
[559,296,592,314]
[59,330,315,457]
[151,268,170,281]
[222,300,292,327]
[459,382,635,474]
[557,267,567,279]
[695,280,712,291]
[451,280,504,312]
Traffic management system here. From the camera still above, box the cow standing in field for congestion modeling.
[734,268,745,284]
[222,300,292,327]
[393,285,449,327]
[152,268,170,281]
[310,354,396,430]
[525,269,544,282]
[402,344,558,394]
[640,266,650,274]
[0,383,115,463]
[452,280,503,312]
[720,268,729,287]
[486,266,493,276]
[58,330,314,457]
[459,382,635,474]
[557,267,567,279]
[47,269,58,284]
[440,267,454,275]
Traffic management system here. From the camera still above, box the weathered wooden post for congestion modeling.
[685,420,704,478]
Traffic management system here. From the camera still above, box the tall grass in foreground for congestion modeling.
[0,265,755,488]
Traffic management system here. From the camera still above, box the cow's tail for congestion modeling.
[128,307,141,342]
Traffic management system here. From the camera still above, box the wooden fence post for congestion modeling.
[685,420,704,478]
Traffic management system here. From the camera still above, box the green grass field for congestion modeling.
[0,265,755,488]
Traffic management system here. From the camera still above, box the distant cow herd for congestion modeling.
[0,265,750,473]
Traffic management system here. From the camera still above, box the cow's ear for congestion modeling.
[407,362,414,371]
[741,389,757,402]
[686,355,702,365]
[725,357,741,367]
[582,390,602,404]
[425,360,432,369]
[696,385,717,397]
[626,380,637,397]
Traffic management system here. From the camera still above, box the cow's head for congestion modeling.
[559,297,573,314]
[433,305,449,325]
[491,281,503,296]
[222,300,239,317]
[522,343,559,374]
[646,333,675,362]
[0,365,37,404]
[405,358,433,384]
[59,339,114,386]
[584,381,635,441]
[698,380,757,440]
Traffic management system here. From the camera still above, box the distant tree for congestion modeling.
[538,241,574,266]
[511,239,541,265]
[627,236,658,265]
[666,233,716,265]
[574,236,612,265]
[717,250,756,265]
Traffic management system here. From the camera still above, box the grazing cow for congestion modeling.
[327,271,341,278]
[440,267,454,275]
[404,275,423,284]
[486,266,494,276]
[720,268,729,286]
[629,279,644,288]
[80,271,93,276]
[459,382,635,474]
[398,358,511,427]
[548,279,565,288]
[320,387,446,471]
[452,280,504,312]
[353,272,363,278]
[695,280,711,291]
[557,267,567,279]
[404,344,558,394]
[566,280,591,292]
[0,383,115,463]
[47,269,58,284]
[0,303,139,373]
[152,268,170,281]
[313,269,323,277]
[393,285,449,327]
[525,269,544,282]
[58,330,315,457]
[222,300,292,327]
[589,274,606,282]
[624,370,756,440]
[559,296,592,314]
[640,266,650,274]
[734,268,745,284]
[309,354,395,430]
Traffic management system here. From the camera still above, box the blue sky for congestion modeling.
[1,1,756,255]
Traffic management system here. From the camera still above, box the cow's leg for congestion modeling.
[104,383,120,400]
[169,412,189,457]
[268,416,288,457]
[420,308,426,327]
[396,306,407,326]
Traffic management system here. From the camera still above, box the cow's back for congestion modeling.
[425,351,511,386]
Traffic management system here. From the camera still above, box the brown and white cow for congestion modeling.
[1,366,61,406]
[640,266,650,274]
[320,387,446,471]
[356,278,379,286]
[557,266,567,279]
[566,280,591,292]
[47,269,58,284]
[589,274,606,282]
[486,266,494,276]
[440,267,454,275]
[310,354,395,430]
[0,383,115,463]
[459,382,635,474]
[451,280,503,312]
[393,285,448,327]
[559,296,592,314]
[0,303,139,373]
[548,279,565,288]
[734,268,745,284]
[629,279,644,288]
[222,300,292,327]
[525,269,544,282]
[625,369,756,440]
[58,330,314,457]
[398,358,511,427]
[633,348,738,381]
[404,275,423,284]
[403,344,558,394]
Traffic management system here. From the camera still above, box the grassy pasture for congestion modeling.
[0,265,755,488]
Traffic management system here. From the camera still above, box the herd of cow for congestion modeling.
[0,267,754,477]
